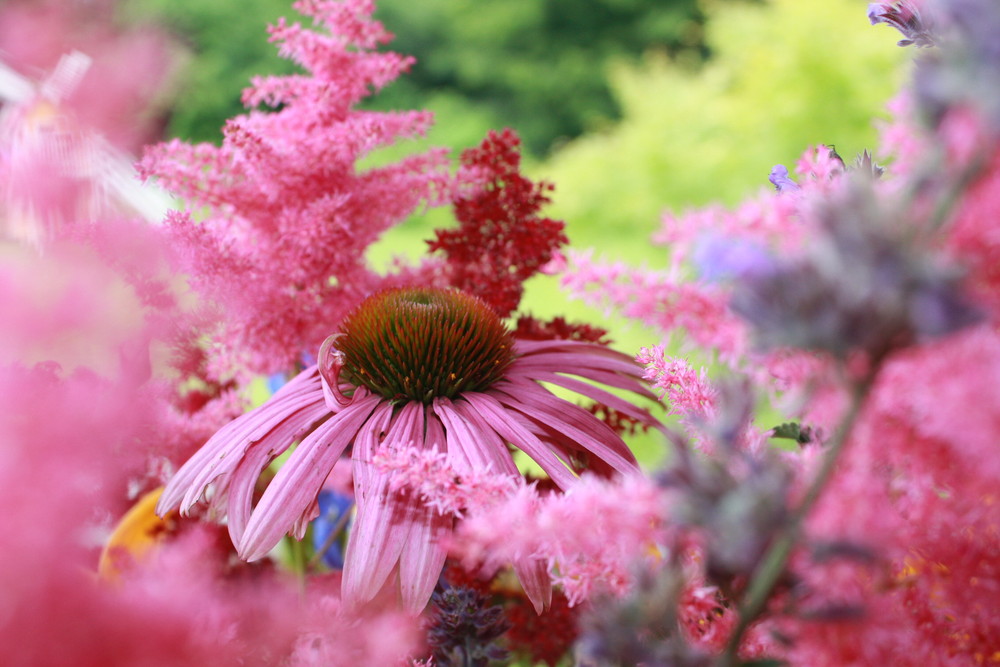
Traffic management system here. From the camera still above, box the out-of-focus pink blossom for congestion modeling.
[454,474,667,606]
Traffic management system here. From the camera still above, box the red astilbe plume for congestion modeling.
[430,128,568,318]
[139,0,452,376]
[512,315,611,345]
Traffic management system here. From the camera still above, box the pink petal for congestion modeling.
[434,398,520,476]
[158,386,327,515]
[238,393,382,561]
[511,350,653,388]
[513,556,552,614]
[489,382,638,474]
[343,401,424,606]
[514,338,642,366]
[460,392,578,489]
[399,506,451,613]
[226,401,331,543]
[521,369,657,425]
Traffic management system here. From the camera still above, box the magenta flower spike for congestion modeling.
[158,287,658,613]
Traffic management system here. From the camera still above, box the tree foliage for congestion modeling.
[535,0,908,258]
[125,0,707,153]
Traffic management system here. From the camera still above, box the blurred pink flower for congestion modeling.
[158,287,658,613]
[453,473,667,606]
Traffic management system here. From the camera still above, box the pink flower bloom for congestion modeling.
[453,473,667,606]
[371,445,522,518]
[138,0,453,376]
[158,287,658,613]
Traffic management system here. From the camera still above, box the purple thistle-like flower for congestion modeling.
[727,184,982,358]
[158,287,658,613]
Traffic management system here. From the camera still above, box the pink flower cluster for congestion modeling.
[453,474,666,606]
[558,6,1000,662]
[371,445,522,518]
[138,0,453,377]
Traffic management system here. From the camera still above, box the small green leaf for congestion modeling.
[770,422,812,444]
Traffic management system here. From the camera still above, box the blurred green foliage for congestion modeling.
[122,0,298,144]
[534,0,909,262]
[124,0,706,153]
[369,0,706,155]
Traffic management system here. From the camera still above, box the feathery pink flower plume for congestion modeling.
[139,0,452,375]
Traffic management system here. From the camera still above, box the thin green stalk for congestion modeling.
[718,374,874,665]
[285,535,307,597]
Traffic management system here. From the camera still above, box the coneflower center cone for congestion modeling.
[335,288,515,403]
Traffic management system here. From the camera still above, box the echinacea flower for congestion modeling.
[157,287,658,612]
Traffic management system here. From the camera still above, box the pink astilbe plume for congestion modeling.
[637,346,717,422]
[139,0,452,375]
[372,445,522,518]
[453,474,667,606]
[563,251,747,365]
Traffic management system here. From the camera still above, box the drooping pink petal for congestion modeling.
[397,406,452,612]
[460,392,578,489]
[226,400,331,544]
[433,398,520,477]
[514,338,652,375]
[488,381,638,474]
[239,392,382,560]
[520,369,656,424]
[343,401,424,606]
[512,556,552,614]
[399,506,451,613]
[158,383,327,515]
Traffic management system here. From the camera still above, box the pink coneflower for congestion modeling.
[158,287,657,613]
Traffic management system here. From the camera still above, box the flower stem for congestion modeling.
[718,373,874,665]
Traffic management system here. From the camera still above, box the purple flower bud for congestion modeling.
[427,586,510,667]
[694,236,776,282]
[768,164,800,192]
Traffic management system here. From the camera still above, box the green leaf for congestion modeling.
[770,422,812,444]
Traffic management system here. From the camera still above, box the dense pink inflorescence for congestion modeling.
[139,0,453,376]
[453,474,666,606]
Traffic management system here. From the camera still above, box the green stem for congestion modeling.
[718,374,874,665]
[286,536,307,596]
